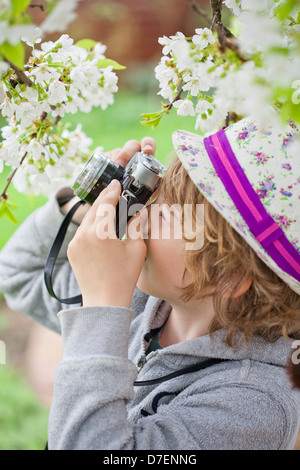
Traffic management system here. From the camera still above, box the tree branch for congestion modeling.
[167,87,183,111]
[210,0,234,44]
[0,112,60,200]
[188,0,211,26]
[210,0,246,61]
[0,153,28,200]
[3,57,33,87]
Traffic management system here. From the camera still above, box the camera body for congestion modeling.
[72,151,165,238]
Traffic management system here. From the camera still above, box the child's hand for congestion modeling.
[67,179,147,308]
[105,136,156,167]
[61,137,156,224]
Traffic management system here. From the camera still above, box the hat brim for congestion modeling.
[172,129,300,296]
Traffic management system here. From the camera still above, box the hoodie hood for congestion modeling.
[129,294,294,370]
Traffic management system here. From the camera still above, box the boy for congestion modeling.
[0,118,299,449]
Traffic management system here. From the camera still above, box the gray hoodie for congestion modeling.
[0,195,299,450]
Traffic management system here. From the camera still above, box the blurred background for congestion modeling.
[0,0,210,450]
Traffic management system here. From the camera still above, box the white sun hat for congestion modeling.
[172,116,300,295]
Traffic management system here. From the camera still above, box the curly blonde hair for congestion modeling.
[160,155,300,347]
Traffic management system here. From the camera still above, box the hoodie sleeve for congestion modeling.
[48,305,297,450]
[0,194,80,332]
[0,193,150,333]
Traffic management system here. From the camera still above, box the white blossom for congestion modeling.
[0,22,38,46]
[171,35,194,72]
[158,33,182,56]
[0,28,120,197]
[56,34,74,52]
[158,85,175,102]
[0,126,21,169]
[0,22,9,44]
[21,27,42,48]
[238,11,282,53]
[0,60,9,78]
[192,28,216,49]
[26,139,47,162]
[47,81,68,107]
[172,99,195,116]
[61,124,93,156]
[154,0,300,134]
[103,68,119,93]
[40,0,80,35]
[182,75,203,97]
[29,172,51,188]
[1,1,299,201]
[241,0,275,14]
[223,0,242,16]
[186,62,214,92]
[195,100,214,115]
[15,101,41,128]
[196,106,227,134]
[0,98,15,119]
[7,121,94,197]
[28,62,60,85]
[155,57,177,88]
[93,43,107,59]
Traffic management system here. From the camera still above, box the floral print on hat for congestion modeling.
[172,116,300,295]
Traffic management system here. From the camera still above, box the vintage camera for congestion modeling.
[45,150,165,305]
[72,151,165,238]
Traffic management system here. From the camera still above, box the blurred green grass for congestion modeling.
[0,366,49,450]
[0,90,197,249]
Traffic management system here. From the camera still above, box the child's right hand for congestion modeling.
[61,137,156,224]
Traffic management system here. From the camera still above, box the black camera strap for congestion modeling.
[44,195,144,304]
[44,200,85,305]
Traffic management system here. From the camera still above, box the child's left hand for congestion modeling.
[67,179,147,308]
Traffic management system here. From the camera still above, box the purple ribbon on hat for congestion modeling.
[203,128,300,283]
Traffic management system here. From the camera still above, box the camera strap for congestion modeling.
[44,200,85,305]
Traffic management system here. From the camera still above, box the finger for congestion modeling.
[94,180,122,239]
[81,180,121,227]
[126,211,147,260]
[141,136,156,155]
[105,148,123,161]
[94,179,121,211]
[127,207,149,241]
[145,187,160,207]
[95,208,118,240]
[113,140,141,167]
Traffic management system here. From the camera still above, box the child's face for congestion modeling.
[137,195,190,302]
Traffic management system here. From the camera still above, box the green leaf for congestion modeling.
[97,59,126,70]
[0,41,25,69]
[11,0,31,16]
[140,112,164,129]
[5,199,18,209]
[274,0,296,21]
[0,200,18,223]
[269,45,289,56]
[141,111,163,120]
[76,39,98,50]
[273,85,300,125]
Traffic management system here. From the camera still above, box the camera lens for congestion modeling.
[72,152,125,205]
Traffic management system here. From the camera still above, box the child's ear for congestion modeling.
[232,274,252,298]
[222,273,253,299]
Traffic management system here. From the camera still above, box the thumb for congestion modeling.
[127,207,148,241]
[126,208,148,256]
